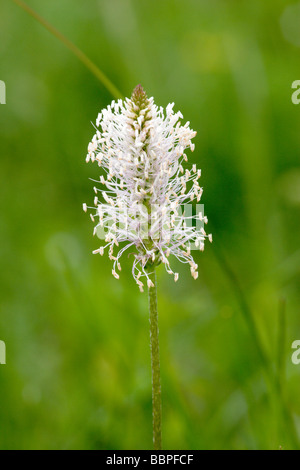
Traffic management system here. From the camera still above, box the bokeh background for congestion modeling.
[1,0,300,450]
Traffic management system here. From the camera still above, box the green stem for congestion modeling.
[147,267,162,450]
[11,0,123,100]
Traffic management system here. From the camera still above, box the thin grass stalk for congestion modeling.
[11,0,123,100]
[147,267,162,450]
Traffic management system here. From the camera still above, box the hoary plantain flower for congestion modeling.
[83,85,212,291]
[83,85,211,449]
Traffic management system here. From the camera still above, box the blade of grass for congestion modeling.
[213,244,299,448]
[11,0,124,100]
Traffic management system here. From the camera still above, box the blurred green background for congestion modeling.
[1,0,300,450]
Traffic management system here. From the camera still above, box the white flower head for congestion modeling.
[84,85,212,291]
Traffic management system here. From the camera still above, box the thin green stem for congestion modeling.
[11,0,123,100]
[147,267,162,450]
[276,298,286,391]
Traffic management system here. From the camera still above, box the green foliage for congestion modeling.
[0,0,300,450]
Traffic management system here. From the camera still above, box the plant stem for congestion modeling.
[213,244,299,448]
[147,267,162,450]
